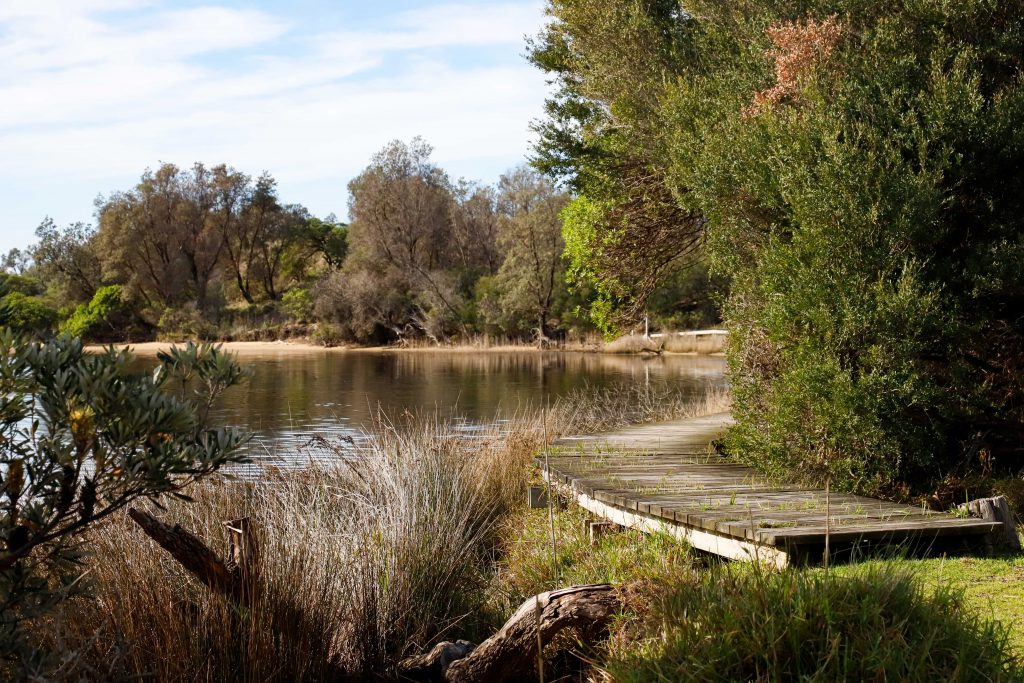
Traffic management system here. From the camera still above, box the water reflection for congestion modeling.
[141,350,727,463]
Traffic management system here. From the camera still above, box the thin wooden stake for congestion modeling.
[542,400,559,583]
[824,478,831,573]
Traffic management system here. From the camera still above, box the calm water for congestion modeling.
[146,350,727,463]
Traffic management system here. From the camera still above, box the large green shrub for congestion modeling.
[281,287,313,322]
[0,333,248,677]
[0,293,58,335]
[60,284,126,340]
[691,3,1024,495]
[606,566,1021,682]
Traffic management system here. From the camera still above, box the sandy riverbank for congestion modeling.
[86,330,727,356]
[87,340,605,356]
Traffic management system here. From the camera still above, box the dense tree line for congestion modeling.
[531,0,1024,497]
[3,138,719,346]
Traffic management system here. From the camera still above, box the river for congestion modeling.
[156,349,727,465]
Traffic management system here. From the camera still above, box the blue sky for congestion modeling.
[0,0,550,253]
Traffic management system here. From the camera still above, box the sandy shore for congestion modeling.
[85,333,726,356]
[84,340,594,356]
[85,340,344,356]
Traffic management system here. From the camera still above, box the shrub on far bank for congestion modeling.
[0,292,58,334]
[605,565,1022,682]
[61,284,127,340]
[0,273,44,298]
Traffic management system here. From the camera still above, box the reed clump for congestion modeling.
[39,416,538,681]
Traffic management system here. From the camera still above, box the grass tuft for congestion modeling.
[603,563,1023,682]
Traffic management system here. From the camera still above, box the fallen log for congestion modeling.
[398,584,621,683]
[127,508,252,603]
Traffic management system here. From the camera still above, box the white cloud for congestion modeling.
[0,1,548,251]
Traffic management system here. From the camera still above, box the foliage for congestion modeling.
[529,0,708,331]
[343,138,470,341]
[492,166,570,338]
[60,285,127,341]
[30,219,101,304]
[0,332,248,677]
[532,0,1024,495]
[604,564,1022,682]
[0,293,58,335]
[0,250,29,276]
[0,274,42,298]
[281,287,314,322]
[299,216,348,270]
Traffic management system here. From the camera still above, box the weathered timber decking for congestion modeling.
[540,412,1001,567]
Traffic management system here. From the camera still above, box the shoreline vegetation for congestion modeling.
[5,335,1023,681]
[83,329,729,356]
[24,382,1024,681]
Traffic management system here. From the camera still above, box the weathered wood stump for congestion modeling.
[127,508,256,604]
[959,496,1021,551]
[398,584,621,683]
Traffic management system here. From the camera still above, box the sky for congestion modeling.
[0,0,550,254]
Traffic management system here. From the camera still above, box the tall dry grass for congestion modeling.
[34,386,729,681]
[659,331,727,354]
[601,331,728,355]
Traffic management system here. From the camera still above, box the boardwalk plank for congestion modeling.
[540,412,997,563]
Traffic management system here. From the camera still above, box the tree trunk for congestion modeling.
[398,584,621,683]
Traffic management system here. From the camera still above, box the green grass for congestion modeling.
[604,563,1022,682]
[835,553,1024,657]
[489,505,695,614]
[497,498,1024,682]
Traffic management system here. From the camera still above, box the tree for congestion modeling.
[450,181,501,281]
[0,250,29,276]
[30,219,101,303]
[344,138,468,340]
[223,172,305,303]
[0,334,248,675]
[529,0,707,331]
[492,167,570,339]
[96,164,310,317]
[300,216,348,270]
[532,0,1024,496]
[96,165,195,311]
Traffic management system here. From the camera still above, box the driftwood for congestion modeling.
[959,496,1021,551]
[127,508,257,604]
[397,641,476,681]
[398,584,621,683]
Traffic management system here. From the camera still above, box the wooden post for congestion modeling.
[960,496,1021,551]
[588,521,616,546]
[528,486,548,509]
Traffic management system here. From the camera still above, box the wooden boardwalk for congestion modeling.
[540,413,1001,567]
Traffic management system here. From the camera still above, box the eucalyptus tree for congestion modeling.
[30,219,102,303]
[493,166,569,339]
[344,138,468,340]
